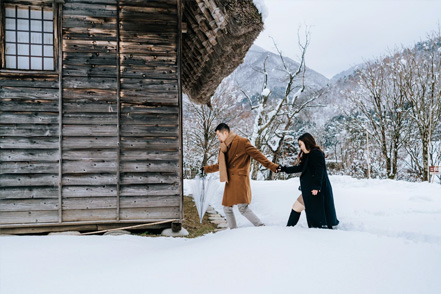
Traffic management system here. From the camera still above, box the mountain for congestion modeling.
[214,45,329,102]
[330,64,363,83]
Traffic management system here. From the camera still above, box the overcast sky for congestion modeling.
[254,0,441,79]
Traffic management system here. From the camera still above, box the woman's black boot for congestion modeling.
[287,209,301,227]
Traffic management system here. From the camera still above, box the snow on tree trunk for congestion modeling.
[245,33,312,180]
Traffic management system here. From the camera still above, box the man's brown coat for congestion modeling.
[204,135,278,206]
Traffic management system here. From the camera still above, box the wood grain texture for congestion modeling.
[0,0,183,230]
[0,211,59,225]
[0,150,59,162]
[0,162,59,174]
[0,187,59,200]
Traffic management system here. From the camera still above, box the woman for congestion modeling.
[279,133,339,229]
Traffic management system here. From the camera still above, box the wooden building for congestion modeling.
[0,0,263,234]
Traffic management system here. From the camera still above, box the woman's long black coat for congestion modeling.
[284,149,339,228]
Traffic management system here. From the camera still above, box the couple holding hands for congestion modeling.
[202,123,339,230]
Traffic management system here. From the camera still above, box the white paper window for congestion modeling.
[4,4,55,71]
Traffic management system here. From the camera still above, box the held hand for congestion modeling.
[200,167,205,176]
[278,165,287,173]
[275,165,282,173]
[311,190,319,196]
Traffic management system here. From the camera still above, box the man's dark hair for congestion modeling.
[215,123,230,133]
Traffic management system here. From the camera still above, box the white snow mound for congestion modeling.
[1,176,441,294]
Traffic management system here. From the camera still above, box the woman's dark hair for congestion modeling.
[297,133,325,163]
[215,123,230,133]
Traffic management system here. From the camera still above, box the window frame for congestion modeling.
[0,1,60,74]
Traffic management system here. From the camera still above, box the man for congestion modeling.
[203,123,280,229]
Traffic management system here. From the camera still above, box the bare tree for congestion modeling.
[183,89,249,178]
[321,31,441,182]
[401,36,441,181]
[266,40,326,179]
[346,54,410,179]
[239,30,311,180]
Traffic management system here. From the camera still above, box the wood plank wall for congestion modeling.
[118,0,180,221]
[0,72,61,224]
[62,0,120,223]
[0,0,182,228]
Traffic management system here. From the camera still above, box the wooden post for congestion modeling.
[366,127,371,179]
[116,0,121,221]
[57,2,63,223]
[0,4,5,69]
[427,108,433,182]
[171,221,182,233]
[177,0,184,222]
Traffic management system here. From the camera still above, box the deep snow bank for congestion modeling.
[1,176,441,294]
[186,175,441,242]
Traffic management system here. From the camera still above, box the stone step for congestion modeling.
[205,205,229,231]
[216,223,229,229]
[210,219,227,225]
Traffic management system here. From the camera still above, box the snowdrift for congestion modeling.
[1,176,440,294]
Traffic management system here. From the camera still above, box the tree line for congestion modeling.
[332,32,441,181]
[183,30,441,183]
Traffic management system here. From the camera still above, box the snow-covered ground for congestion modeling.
[1,176,441,294]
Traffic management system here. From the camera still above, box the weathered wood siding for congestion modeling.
[0,0,182,230]
[61,0,119,223]
[118,0,180,221]
[0,72,61,225]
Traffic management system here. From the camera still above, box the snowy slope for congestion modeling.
[216,45,329,103]
[187,175,441,242]
[330,64,362,82]
[1,176,441,294]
